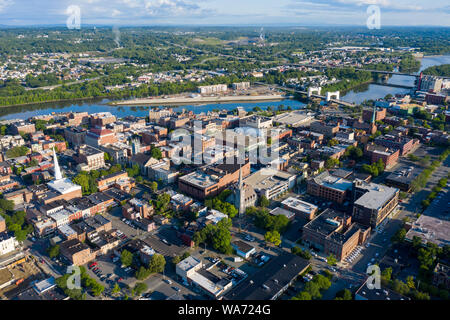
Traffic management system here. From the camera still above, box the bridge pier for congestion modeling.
[308,87,321,98]
[326,91,340,102]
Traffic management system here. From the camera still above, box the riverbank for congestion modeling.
[109,94,294,106]
[0,96,110,109]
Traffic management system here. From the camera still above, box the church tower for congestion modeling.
[53,147,62,181]
[237,165,245,216]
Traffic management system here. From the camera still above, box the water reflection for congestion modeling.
[341,54,449,104]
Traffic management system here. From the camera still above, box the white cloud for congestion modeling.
[111,8,122,16]
[0,0,13,12]
[143,0,201,16]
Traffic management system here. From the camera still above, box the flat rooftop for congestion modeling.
[303,208,346,238]
[47,178,82,195]
[177,256,202,272]
[244,168,294,192]
[281,197,318,214]
[405,215,450,248]
[78,144,103,156]
[224,253,310,300]
[354,180,398,210]
[312,171,352,192]
[273,111,313,126]
[269,207,295,219]
[232,240,255,253]
[179,171,217,189]
[386,166,422,185]
[356,280,410,300]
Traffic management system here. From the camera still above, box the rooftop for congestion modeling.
[269,207,296,220]
[179,170,217,189]
[303,208,347,238]
[224,253,310,300]
[312,171,352,192]
[232,240,255,253]
[405,215,450,248]
[244,168,295,192]
[281,197,318,214]
[354,180,399,210]
[77,144,103,156]
[47,178,82,195]
[355,279,410,300]
[386,166,422,185]
[177,256,202,272]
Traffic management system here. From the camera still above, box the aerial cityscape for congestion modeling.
[0,0,448,310]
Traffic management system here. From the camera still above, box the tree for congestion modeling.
[345,146,363,160]
[412,236,423,249]
[381,267,393,283]
[120,250,133,267]
[134,282,148,296]
[413,291,430,300]
[325,158,339,169]
[155,193,171,213]
[90,282,105,296]
[264,230,281,246]
[150,147,162,160]
[258,195,270,208]
[0,199,14,211]
[172,256,181,266]
[392,279,410,296]
[150,181,158,193]
[327,139,339,147]
[111,283,121,295]
[212,226,233,254]
[335,289,352,300]
[148,254,166,273]
[126,164,140,178]
[292,291,312,300]
[327,254,337,266]
[313,274,331,291]
[406,276,416,290]
[5,145,29,158]
[104,152,112,162]
[135,266,152,280]
[304,281,322,299]
[291,246,312,260]
[48,245,60,258]
[391,228,406,243]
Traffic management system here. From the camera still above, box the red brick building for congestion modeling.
[362,107,386,123]
[364,143,400,169]
[179,161,251,200]
[85,128,118,147]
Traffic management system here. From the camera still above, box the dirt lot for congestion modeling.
[0,256,45,299]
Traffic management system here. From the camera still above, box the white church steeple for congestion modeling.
[53,147,62,181]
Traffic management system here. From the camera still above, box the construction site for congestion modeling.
[0,255,46,300]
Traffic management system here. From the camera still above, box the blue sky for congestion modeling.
[0,0,449,26]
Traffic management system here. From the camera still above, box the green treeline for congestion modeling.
[422,64,450,77]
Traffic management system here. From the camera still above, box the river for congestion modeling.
[341,54,450,104]
[0,55,448,120]
[0,98,306,120]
